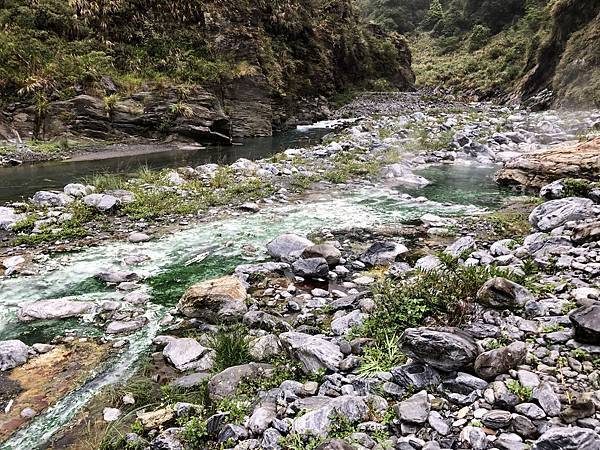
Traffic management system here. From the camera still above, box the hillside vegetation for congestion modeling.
[0,0,414,141]
[360,0,600,107]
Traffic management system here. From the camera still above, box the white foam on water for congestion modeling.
[0,184,486,447]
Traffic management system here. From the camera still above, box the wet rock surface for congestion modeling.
[0,94,599,449]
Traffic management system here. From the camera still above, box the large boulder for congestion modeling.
[291,257,329,279]
[208,363,274,401]
[177,276,248,323]
[529,198,594,231]
[391,362,441,390]
[532,427,600,450]
[394,390,430,424]
[477,278,534,310]
[163,338,215,372]
[83,193,119,211]
[495,138,600,189]
[445,236,476,258]
[95,269,140,284]
[330,310,367,336]
[292,395,370,437]
[0,207,25,230]
[301,244,341,267]
[32,191,73,207]
[474,341,528,380]
[400,327,480,372]
[17,299,95,321]
[569,305,600,344]
[279,332,343,374]
[266,234,314,262]
[381,164,430,187]
[360,241,408,267]
[64,183,94,198]
[0,340,29,371]
[571,221,600,244]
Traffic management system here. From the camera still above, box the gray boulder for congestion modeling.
[249,335,284,361]
[0,340,29,371]
[32,190,74,207]
[529,198,594,231]
[394,390,430,424]
[391,362,441,390]
[243,311,292,333]
[360,241,408,267]
[291,257,329,278]
[477,278,533,310]
[280,332,343,374]
[234,262,290,277]
[106,318,147,334]
[0,207,25,230]
[64,183,94,197]
[128,232,151,243]
[445,236,476,258]
[569,305,600,344]
[96,269,140,284]
[415,255,442,271]
[163,338,215,372]
[208,363,274,401]
[292,395,370,437]
[18,299,95,321]
[83,193,119,211]
[532,427,600,450]
[400,327,480,372]
[266,234,314,262]
[301,244,341,267]
[474,341,527,380]
[331,310,367,336]
[531,382,561,417]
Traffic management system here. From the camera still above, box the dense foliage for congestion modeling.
[360,0,599,105]
[0,0,412,107]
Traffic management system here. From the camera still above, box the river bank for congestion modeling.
[0,93,599,449]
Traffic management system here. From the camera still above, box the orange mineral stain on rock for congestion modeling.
[0,339,109,443]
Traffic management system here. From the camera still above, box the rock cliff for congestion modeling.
[0,0,414,144]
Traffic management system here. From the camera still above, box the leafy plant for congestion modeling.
[506,380,532,401]
[358,256,518,345]
[180,416,208,447]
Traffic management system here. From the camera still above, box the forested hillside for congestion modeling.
[360,0,600,107]
[0,0,414,142]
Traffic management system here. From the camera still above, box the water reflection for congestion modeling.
[0,128,329,203]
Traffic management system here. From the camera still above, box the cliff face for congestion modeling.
[0,0,414,143]
[516,0,600,108]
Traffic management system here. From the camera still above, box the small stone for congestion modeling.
[103,407,122,422]
[128,232,151,243]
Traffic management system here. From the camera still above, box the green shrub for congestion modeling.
[358,255,521,345]
[468,25,491,51]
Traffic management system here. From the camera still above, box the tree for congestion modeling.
[423,0,444,30]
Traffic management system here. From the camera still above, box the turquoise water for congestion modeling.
[0,166,506,449]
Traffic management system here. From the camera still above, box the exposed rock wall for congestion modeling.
[516,0,600,108]
[0,0,414,143]
[495,138,600,189]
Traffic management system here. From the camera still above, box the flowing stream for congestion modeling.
[0,163,511,449]
[0,127,330,203]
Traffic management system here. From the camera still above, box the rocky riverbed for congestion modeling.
[0,93,599,449]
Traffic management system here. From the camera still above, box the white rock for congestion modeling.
[103,407,122,422]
